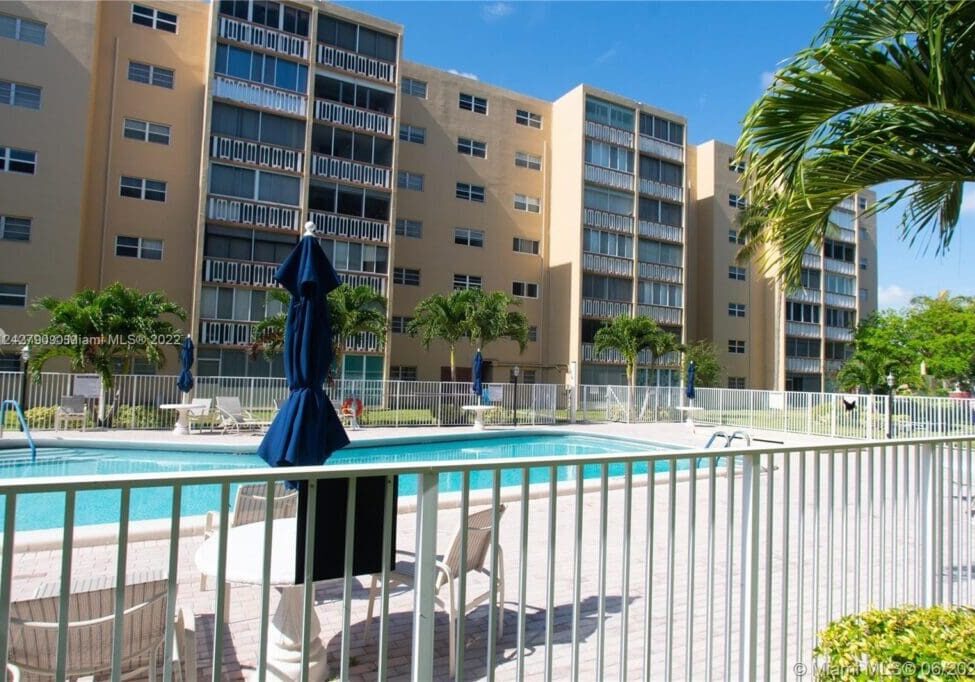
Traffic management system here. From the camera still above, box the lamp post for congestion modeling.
[512,365,520,427]
[886,371,895,438]
[19,345,30,430]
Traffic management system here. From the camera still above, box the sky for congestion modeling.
[338,0,973,309]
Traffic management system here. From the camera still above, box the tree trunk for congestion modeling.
[626,362,635,424]
[449,345,456,382]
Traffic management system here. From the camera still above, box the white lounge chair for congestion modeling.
[185,398,214,433]
[53,396,87,431]
[365,505,507,677]
[6,571,196,681]
[214,396,268,433]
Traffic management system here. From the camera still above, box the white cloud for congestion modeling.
[481,2,514,21]
[878,284,913,309]
[447,69,479,81]
[760,71,776,90]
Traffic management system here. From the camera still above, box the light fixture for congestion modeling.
[20,344,30,362]
[886,372,895,388]
[512,365,520,378]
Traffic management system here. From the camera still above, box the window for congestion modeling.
[785,337,820,358]
[528,326,538,342]
[824,239,855,263]
[583,274,632,302]
[825,274,855,296]
[212,165,300,205]
[312,125,392,167]
[128,61,174,89]
[317,15,396,60]
[637,239,681,266]
[800,268,821,290]
[860,257,868,270]
[212,103,306,149]
[308,181,388,218]
[638,112,683,145]
[638,197,681,227]
[512,281,538,298]
[220,1,310,36]
[728,340,746,354]
[859,288,868,301]
[454,228,484,247]
[115,235,163,260]
[0,216,30,241]
[729,194,747,209]
[728,266,746,281]
[318,240,388,274]
[0,147,36,174]
[393,267,420,286]
[858,197,868,211]
[515,109,542,128]
[786,301,820,323]
[513,237,539,255]
[0,283,26,307]
[638,155,681,185]
[389,366,417,381]
[637,281,682,307]
[123,118,170,145]
[401,78,427,98]
[728,303,746,317]
[457,137,487,158]
[515,151,541,170]
[830,208,855,230]
[459,93,487,114]
[0,80,40,109]
[395,218,422,238]
[391,316,412,334]
[728,157,746,173]
[584,228,632,258]
[213,45,307,93]
[399,124,425,144]
[453,274,482,290]
[588,139,635,173]
[131,4,177,32]
[120,176,166,201]
[0,13,45,44]
[397,171,424,191]
[315,75,393,115]
[586,96,634,130]
[825,342,853,361]
[825,307,855,329]
[587,186,635,216]
[727,377,746,389]
[728,229,745,245]
[456,183,485,202]
[514,194,540,213]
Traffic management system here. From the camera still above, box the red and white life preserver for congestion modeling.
[341,398,364,418]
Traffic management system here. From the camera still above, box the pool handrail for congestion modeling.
[0,400,36,463]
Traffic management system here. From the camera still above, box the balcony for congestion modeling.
[583,208,633,234]
[582,298,631,318]
[786,321,821,339]
[308,211,389,243]
[639,179,683,203]
[834,226,856,243]
[314,98,393,137]
[584,120,634,147]
[825,291,857,309]
[199,319,256,346]
[212,75,306,116]
[657,351,681,366]
[636,304,682,325]
[786,357,821,373]
[825,326,854,342]
[203,258,281,288]
[584,164,634,192]
[316,43,396,84]
[207,196,300,231]
[210,135,303,173]
[824,258,856,275]
[638,220,682,243]
[311,153,391,189]
[582,252,633,277]
[788,288,821,304]
[346,331,383,353]
[338,272,386,296]
[580,342,680,366]
[801,252,821,268]
[637,262,682,283]
[217,15,309,59]
[838,196,855,211]
[825,359,844,373]
[638,135,683,162]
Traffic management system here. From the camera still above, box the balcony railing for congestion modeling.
[833,226,856,243]
[788,288,821,304]
[825,291,857,309]
[207,196,300,231]
[203,258,281,288]
[210,135,304,173]
[656,350,681,366]
[346,331,383,353]
[637,134,683,162]
[582,298,631,318]
[217,15,309,59]
[636,304,682,325]
[338,272,386,295]
[584,164,634,192]
[212,75,307,116]
[786,357,822,373]
[825,326,854,342]
[801,252,821,268]
[308,210,389,243]
[637,262,682,283]
[582,252,633,277]
[316,43,396,84]
[314,98,394,137]
[583,208,633,234]
[584,120,634,147]
[199,319,256,346]
[825,258,856,276]
[580,343,676,366]
[638,220,682,243]
[786,321,821,339]
[311,153,391,189]
[639,178,683,203]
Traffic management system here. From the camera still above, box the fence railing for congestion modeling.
[0,436,971,679]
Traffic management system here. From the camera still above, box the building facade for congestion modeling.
[0,0,877,391]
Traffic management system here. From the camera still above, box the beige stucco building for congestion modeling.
[0,0,878,391]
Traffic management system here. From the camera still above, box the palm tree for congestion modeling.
[405,291,472,381]
[736,1,975,284]
[593,316,677,391]
[836,352,896,394]
[461,289,529,357]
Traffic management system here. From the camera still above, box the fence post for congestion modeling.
[394,381,400,428]
[866,396,873,439]
[739,450,761,681]
[412,471,439,680]
[918,443,944,606]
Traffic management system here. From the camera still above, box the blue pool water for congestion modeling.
[0,434,684,531]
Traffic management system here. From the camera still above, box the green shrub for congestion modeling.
[4,405,59,430]
[112,405,175,429]
[815,605,975,680]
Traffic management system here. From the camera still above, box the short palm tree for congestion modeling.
[406,291,472,382]
[462,289,529,357]
[836,352,895,394]
[736,0,975,284]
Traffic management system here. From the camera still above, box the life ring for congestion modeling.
[341,398,363,418]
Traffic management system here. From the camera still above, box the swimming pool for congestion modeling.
[0,433,685,531]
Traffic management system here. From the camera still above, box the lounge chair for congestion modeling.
[54,396,87,431]
[6,570,196,681]
[214,396,268,433]
[365,505,507,677]
[185,398,214,433]
[200,482,299,620]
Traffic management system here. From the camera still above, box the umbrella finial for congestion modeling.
[303,221,316,238]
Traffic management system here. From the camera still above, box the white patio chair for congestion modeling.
[214,396,267,432]
[185,398,214,433]
[53,396,87,431]
[6,571,196,681]
[365,505,507,677]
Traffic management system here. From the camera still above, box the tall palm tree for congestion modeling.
[736,1,975,284]
[405,291,472,381]
[462,289,529,357]
[593,315,677,391]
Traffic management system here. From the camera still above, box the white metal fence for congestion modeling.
[0,436,971,679]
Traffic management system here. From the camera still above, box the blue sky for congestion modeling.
[340,0,973,308]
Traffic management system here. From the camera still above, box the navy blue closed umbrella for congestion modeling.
[472,349,483,400]
[258,225,349,480]
[686,360,696,401]
[177,336,194,394]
